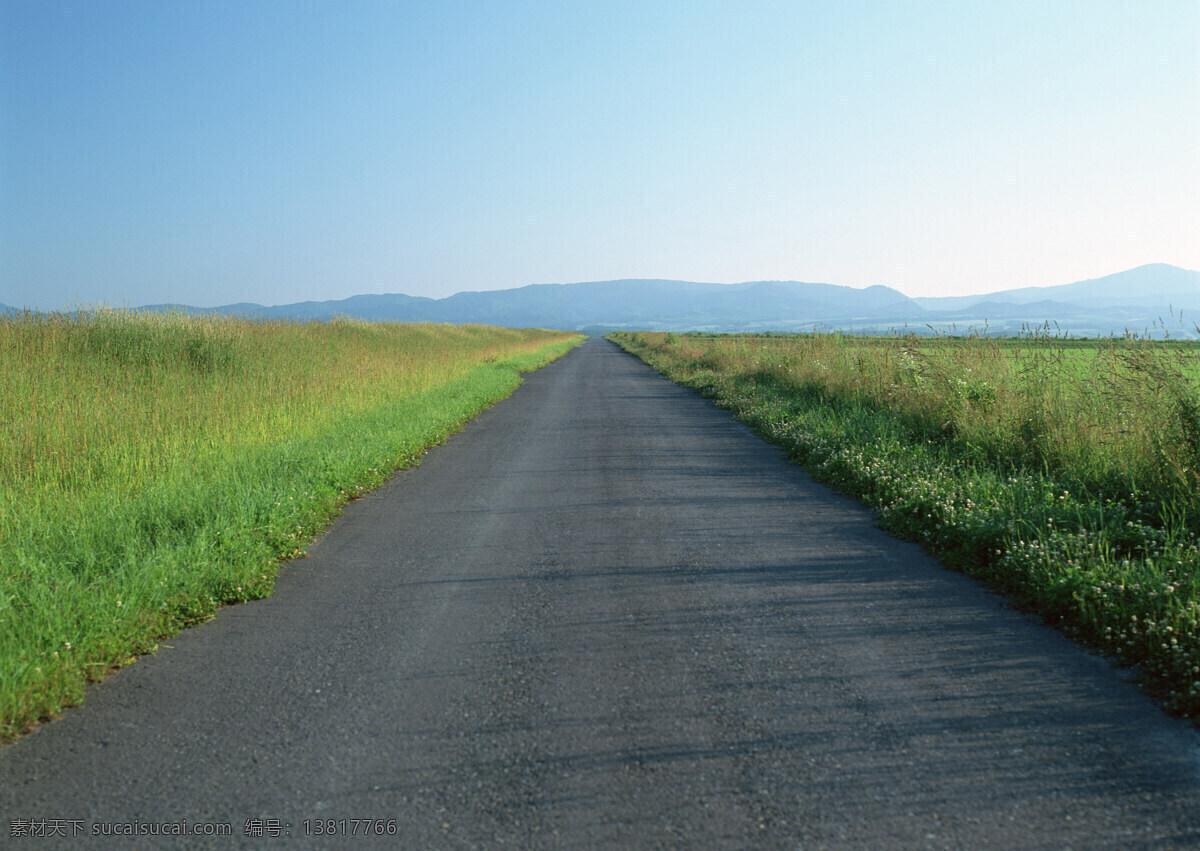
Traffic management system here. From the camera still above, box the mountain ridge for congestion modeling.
[5,264,1198,337]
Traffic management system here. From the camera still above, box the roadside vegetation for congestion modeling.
[610,329,1200,722]
[0,309,583,741]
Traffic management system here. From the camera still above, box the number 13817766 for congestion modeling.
[304,819,398,837]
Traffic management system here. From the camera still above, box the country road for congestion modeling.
[2,337,1199,848]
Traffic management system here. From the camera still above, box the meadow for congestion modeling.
[0,310,583,740]
[610,329,1200,721]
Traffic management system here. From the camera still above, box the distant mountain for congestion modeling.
[140,293,441,322]
[144,278,929,333]
[911,264,1200,337]
[914,264,1200,312]
[9,264,1199,336]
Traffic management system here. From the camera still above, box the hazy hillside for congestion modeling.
[145,278,929,332]
[10,264,1199,336]
[423,279,924,330]
[910,265,1200,337]
[916,264,1200,311]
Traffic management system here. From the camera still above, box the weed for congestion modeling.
[0,310,582,740]
[611,329,1200,721]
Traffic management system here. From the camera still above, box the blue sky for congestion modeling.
[2,1,1197,310]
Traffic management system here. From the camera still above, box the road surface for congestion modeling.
[2,337,1199,848]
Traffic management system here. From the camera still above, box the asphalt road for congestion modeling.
[3,337,1199,849]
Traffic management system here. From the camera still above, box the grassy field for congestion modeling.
[0,310,583,741]
[611,330,1200,722]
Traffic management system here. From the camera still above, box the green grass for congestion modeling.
[0,309,583,741]
[610,330,1200,722]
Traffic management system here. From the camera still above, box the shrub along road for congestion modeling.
[2,337,1198,848]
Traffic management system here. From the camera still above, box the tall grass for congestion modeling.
[611,330,1200,721]
[0,309,582,740]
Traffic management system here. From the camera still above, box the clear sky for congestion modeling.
[2,1,1197,310]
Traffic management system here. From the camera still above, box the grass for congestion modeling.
[0,309,583,741]
[610,329,1200,722]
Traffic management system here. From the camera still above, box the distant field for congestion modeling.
[0,310,583,740]
[611,330,1200,721]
